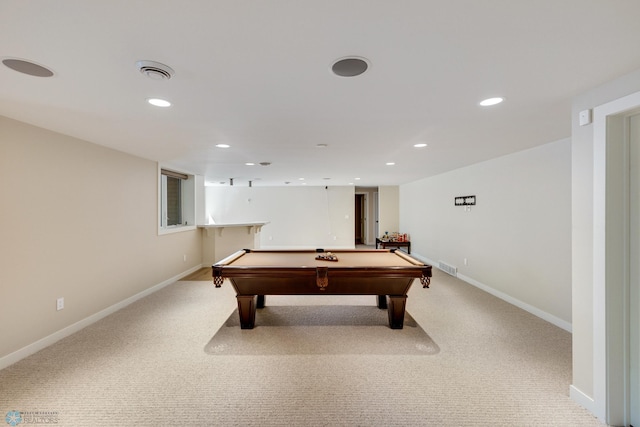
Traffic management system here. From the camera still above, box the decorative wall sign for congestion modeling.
[455,195,476,206]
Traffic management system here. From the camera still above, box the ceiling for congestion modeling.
[2,1,640,187]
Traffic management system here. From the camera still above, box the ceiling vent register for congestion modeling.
[136,60,174,80]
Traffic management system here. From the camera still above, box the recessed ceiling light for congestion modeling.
[331,57,369,77]
[355,177,361,180]
[386,162,395,166]
[316,143,328,148]
[299,178,305,180]
[2,58,54,77]
[479,97,504,106]
[147,98,171,107]
[215,144,230,148]
[245,162,255,166]
[414,143,428,148]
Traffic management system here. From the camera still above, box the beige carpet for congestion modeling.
[0,270,605,426]
[206,304,439,355]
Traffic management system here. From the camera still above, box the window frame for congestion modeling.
[158,165,196,235]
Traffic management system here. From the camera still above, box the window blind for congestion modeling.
[161,169,189,180]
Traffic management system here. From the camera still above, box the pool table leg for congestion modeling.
[236,295,258,329]
[256,295,266,308]
[377,295,388,309]
[386,295,408,329]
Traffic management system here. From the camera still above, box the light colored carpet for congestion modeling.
[205,304,439,356]
[0,270,605,426]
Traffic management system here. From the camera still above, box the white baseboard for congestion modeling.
[570,385,595,416]
[0,264,203,371]
[412,252,572,332]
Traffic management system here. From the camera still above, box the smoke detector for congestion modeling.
[136,60,174,80]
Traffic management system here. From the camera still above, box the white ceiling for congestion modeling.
[2,1,640,187]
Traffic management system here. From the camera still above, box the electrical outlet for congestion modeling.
[56,297,64,311]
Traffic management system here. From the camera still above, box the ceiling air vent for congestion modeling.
[136,60,174,80]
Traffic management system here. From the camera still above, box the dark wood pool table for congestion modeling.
[212,249,432,329]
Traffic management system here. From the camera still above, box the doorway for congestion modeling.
[355,194,365,244]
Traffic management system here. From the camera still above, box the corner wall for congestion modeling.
[400,138,572,329]
[0,117,201,365]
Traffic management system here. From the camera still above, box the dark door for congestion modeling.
[355,194,364,244]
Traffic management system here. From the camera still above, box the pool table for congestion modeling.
[212,248,432,329]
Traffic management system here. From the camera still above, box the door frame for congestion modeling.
[593,90,640,425]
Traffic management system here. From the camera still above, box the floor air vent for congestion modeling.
[438,261,457,277]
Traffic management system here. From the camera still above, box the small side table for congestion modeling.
[375,238,411,254]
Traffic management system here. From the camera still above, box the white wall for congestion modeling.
[0,117,202,365]
[378,186,399,237]
[400,139,572,328]
[206,185,355,249]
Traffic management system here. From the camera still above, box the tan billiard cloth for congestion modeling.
[229,251,417,268]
